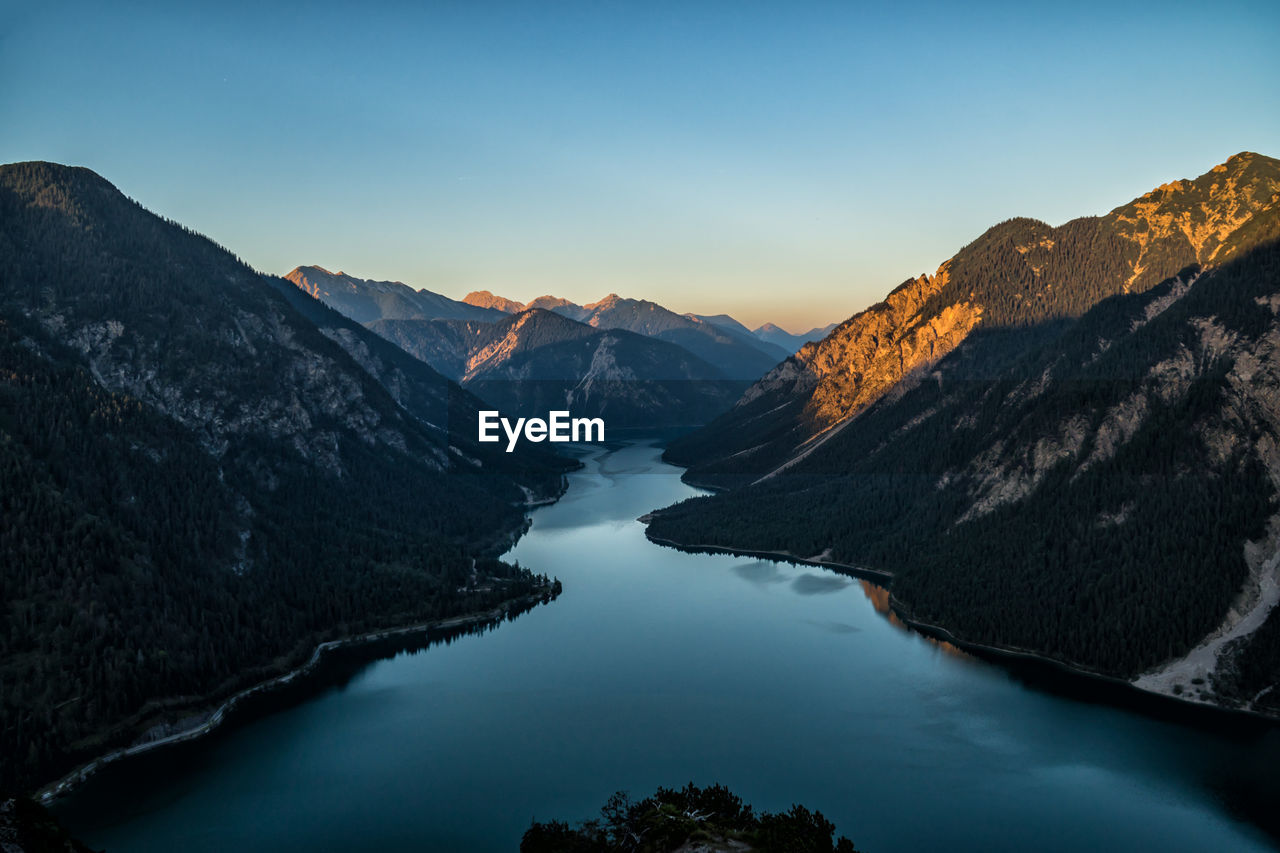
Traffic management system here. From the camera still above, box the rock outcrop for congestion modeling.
[668,152,1280,486]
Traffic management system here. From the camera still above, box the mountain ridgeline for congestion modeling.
[472,290,787,379]
[752,321,837,353]
[462,289,807,365]
[286,265,504,324]
[649,152,1280,714]
[369,309,747,428]
[0,162,574,795]
[289,272,817,429]
[668,152,1280,487]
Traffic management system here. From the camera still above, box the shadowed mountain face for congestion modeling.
[668,152,1280,486]
[286,265,502,324]
[685,312,792,361]
[0,162,571,794]
[369,309,747,427]
[648,152,1280,714]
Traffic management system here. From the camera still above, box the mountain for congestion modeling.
[687,312,792,362]
[462,290,525,313]
[0,162,571,794]
[562,294,782,379]
[369,309,747,428]
[285,265,502,324]
[753,321,837,353]
[297,277,771,423]
[454,290,789,378]
[649,152,1280,714]
[669,152,1280,487]
[687,312,755,338]
[528,294,587,317]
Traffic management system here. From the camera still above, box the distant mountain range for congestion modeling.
[287,265,503,324]
[752,321,837,353]
[369,309,747,427]
[287,273,823,425]
[0,162,571,793]
[650,151,1280,716]
[463,289,827,359]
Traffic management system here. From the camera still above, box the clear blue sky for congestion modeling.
[4,0,1278,330]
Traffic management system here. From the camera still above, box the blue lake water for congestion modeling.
[55,441,1280,851]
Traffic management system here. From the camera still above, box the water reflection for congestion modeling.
[731,560,789,586]
[802,619,862,634]
[52,441,1280,853]
[791,572,853,595]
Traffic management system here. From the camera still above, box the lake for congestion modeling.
[55,441,1280,851]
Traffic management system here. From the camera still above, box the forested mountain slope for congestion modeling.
[0,162,570,795]
[649,154,1280,714]
[669,152,1280,487]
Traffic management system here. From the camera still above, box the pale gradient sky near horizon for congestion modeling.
[3,1,1278,330]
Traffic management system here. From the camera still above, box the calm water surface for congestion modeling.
[56,442,1280,851]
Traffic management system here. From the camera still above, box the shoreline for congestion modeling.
[35,461,575,806]
[642,529,894,583]
[643,526,1280,727]
[36,588,556,805]
[889,601,1280,726]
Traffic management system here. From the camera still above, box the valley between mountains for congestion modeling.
[3,150,1280,816]
[0,160,832,799]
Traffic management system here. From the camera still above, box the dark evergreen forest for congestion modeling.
[0,162,568,794]
[521,783,860,853]
[650,234,1280,704]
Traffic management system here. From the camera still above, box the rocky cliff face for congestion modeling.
[37,289,422,477]
[743,263,981,431]
[3,173,441,480]
[669,152,1280,486]
[1108,151,1280,288]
